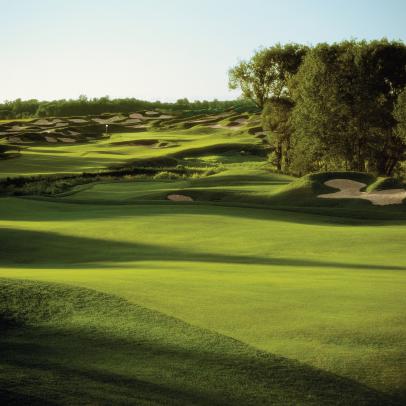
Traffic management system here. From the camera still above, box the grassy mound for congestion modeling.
[269,172,375,206]
[0,278,399,405]
[366,177,406,192]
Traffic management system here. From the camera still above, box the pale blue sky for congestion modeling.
[1,0,406,102]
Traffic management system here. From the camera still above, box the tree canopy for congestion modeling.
[228,43,308,108]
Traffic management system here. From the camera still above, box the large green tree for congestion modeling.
[394,87,406,176]
[228,43,308,108]
[291,39,406,175]
[262,97,294,171]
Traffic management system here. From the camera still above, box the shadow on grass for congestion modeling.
[2,193,406,226]
[0,279,402,406]
[1,228,405,271]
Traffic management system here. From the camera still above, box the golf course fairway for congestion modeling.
[1,194,405,405]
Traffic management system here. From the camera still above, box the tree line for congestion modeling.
[0,96,256,119]
[229,39,406,177]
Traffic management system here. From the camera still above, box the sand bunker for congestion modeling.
[129,113,144,119]
[8,136,23,143]
[167,194,194,202]
[7,136,32,144]
[318,179,406,206]
[10,125,27,131]
[93,116,123,124]
[70,118,88,123]
[58,137,76,143]
[33,119,53,126]
[120,118,142,125]
[45,136,57,143]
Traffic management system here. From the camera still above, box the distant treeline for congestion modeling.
[229,39,406,177]
[0,97,257,119]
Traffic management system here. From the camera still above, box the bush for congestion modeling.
[153,171,181,180]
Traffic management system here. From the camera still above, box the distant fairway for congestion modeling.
[1,110,406,404]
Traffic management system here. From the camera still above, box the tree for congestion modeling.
[262,98,293,171]
[228,43,308,108]
[291,39,406,175]
[393,87,406,175]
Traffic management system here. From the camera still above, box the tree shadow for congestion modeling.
[0,279,402,406]
[2,195,406,226]
[1,227,405,271]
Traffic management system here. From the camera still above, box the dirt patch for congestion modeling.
[167,194,194,202]
[318,179,406,206]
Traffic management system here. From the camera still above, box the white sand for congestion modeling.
[167,194,194,202]
[318,179,406,206]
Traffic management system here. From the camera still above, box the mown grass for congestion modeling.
[0,196,405,404]
[2,278,399,405]
[1,113,405,404]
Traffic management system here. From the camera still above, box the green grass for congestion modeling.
[1,112,406,404]
[2,278,397,405]
[0,125,262,178]
[0,196,405,404]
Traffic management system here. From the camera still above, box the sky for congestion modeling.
[1,0,406,102]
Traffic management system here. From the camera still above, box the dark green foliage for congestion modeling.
[229,43,308,107]
[262,98,294,171]
[0,97,256,120]
[291,39,406,176]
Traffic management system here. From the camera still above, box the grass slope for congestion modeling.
[0,197,405,404]
[1,111,405,404]
[1,279,397,405]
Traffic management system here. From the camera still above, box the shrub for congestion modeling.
[153,171,180,180]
